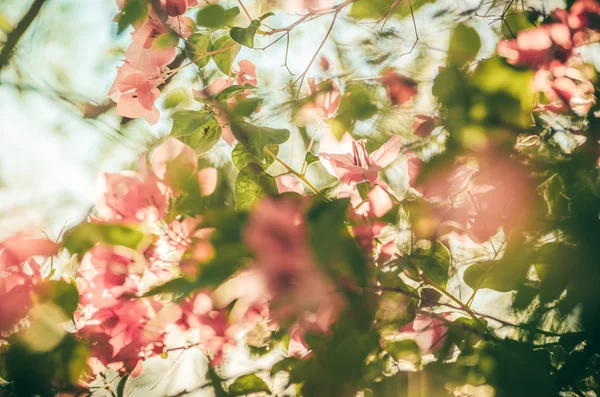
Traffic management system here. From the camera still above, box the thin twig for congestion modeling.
[0,0,47,74]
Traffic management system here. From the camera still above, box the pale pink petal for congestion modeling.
[276,175,304,195]
[369,135,402,168]
[151,137,198,180]
[367,185,393,218]
[198,168,218,196]
[235,60,258,86]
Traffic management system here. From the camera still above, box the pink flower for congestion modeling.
[161,0,188,16]
[567,0,600,30]
[0,235,59,271]
[319,128,402,185]
[406,152,477,202]
[340,184,394,254]
[150,137,218,195]
[126,20,177,75]
[0,272,34,332]
[276,175,304,195]
[382,70,418,106]
[108,61,163,124]
[296,78,340,125]
[497,23,573,70]
[412,114,439,138]
[243,198,335,324]
[234,60,258,86]
[95,170,168,224]
[398,314,450,355]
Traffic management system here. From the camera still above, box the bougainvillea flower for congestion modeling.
[413,114,440,138]
[0,235,59,270]
[243,198,334,324]
[567,0,600,30]
[406,152,477,202]
[319,128,402,185]
[0,272,34,332]
[496,23,573,69]
[234,60,258,86]
[126,20,177,75]
[151,137,198,182]
[95,170,168,223]
[382,69,418,106]
[296,78,340,125]
[161,0,188,16]
[108,61,162,124]
[276,175,304,195]
[398,314,450,355]
[339,184,394,254]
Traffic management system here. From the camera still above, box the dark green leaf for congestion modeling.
[305,152,319,167]
[214,84,256,103]
[185,33,212,68]
[230,20,261,48]
[447,23,481,67]
[171,110,221,154]
[228,374,270,396]
[231,121,290,160]
[195,5,240,29]
[62,223,147,257]
[117,375,129,397]
[235,163,278,211]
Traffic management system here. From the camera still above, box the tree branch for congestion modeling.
[0,0,47,75]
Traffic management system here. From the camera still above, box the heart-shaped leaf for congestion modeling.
[170,110,221,155]
[230,121,290,160]
[211,35,241,75]
[185,33,212,68]
[235,163,278,211]
[230,20,261,49]
[195,5,240,29]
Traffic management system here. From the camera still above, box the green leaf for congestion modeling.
[410,241,451,288]
[230,121,290,161]
[232,143,277,171]
[144,277,198,298]
[385,339,422,365]
[195,5,240,29]
[163,88,191,110]
[270,357,304,377]
[235,163,278,211]
[62,223,147,257]
[304,152,319,167]
[212,35,241,75]
[43,281,79,317]
[214,84,256,103]
[308,199,370,287]
[185,33,212,68]
[170,110,221,154]
[230,20,261,48]
[259,11,275,21]
[153,31,179,50]
[231,97,263,119]
[464,261,520,292]
[447,23,481,67]
[228,374,271,396]
[117,0,147,34]
[117,375,129,397]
